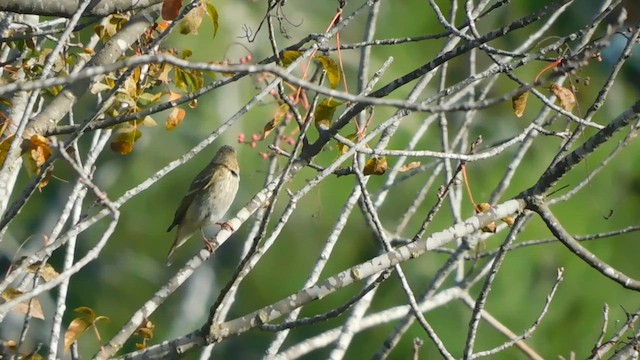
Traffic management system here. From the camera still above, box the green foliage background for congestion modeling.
[4,0,640,358]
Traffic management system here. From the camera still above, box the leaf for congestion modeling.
[475,203,497,233]
[64,307,110,352]
[26,262,59,282]
[281,50,302,67]
[502,216,515,227]
[110,127,142,155]
[549,84,576,113]
[162,0,183,20]
[315,55,340,89]
[22,135,53,191]
[0,134,14,169]
[336,133,358,154]
[398,161,421,172]
[64,317,91,352]
[512,91,529,118]
[1,288,44,320]
[205,1,219,37]
[165,108,186,131]
[262,103,289,139]
[179,5,205,35]
[314,98,342,131]
[363,156,387,176]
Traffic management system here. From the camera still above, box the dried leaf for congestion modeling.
[162,0,183,20]
[398,161,421,172]
[26,262,59,282]
[262,103,289,139]
[165,108,186,131]
[363,156,387,176]
[512,91,529,118]
[1,288,44,319]
[64,317,91,352]
[110,127,142,155]
[314,98,342,131]
[315,55,340,89]
[549,84,576,113]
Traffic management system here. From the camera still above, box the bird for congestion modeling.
[166,145,240,266]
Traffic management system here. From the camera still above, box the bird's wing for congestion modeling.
[166,165,214,232]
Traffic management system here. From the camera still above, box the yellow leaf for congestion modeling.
[549,84,576,113]
[262,103,289,139]
[314,98,342,131]
[398,161,421,172]
[281,50,302,67]
[205,1,219,37]
[110,127,142,155]
[0,134,14,169]
[336,133,357,154]
[64,317,91,352]
[363,156,387,176]
[475,203,497,233]
[26,262,59,282]
[315,56,340,89]
[179,5,204,35]
[512,91,528,118]
[21,135,53,191]
[165,108,186,131]
[1,288,45,320]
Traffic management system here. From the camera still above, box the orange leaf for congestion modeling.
[363,156,387,176]
[549,84,576,113]
[512,91,529,118]
[165,108,186,130]
[162,0,183,20]
[110,127,142,155]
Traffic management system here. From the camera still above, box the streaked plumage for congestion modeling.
[166,145,239,265]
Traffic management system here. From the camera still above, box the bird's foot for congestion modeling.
[216,221,234,231]
[203,238,218,253]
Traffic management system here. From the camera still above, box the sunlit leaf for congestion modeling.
[363,156,387,176]
[165,108,186,131]
[549,84,576,113]
[262,103,289,139]
[315,55,340,89]
[64,317,91,352]
[22,135,53,191]
[512,91,529,118]
[314,98,342,131]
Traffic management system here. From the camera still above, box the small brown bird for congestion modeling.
[166,145,240,265]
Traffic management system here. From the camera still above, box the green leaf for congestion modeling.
[205,1,219,38]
